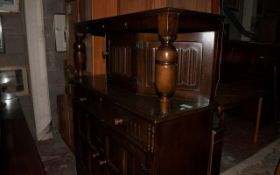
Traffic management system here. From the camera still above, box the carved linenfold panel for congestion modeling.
[145,47,157,86]
[177,44,202,89]
[145,42,202,90]
[110,46,132,77]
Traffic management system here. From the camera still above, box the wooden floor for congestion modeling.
[0,98,46,175]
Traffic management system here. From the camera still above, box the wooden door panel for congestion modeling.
[106,130,148,175]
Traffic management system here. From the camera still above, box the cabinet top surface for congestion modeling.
[72,76,216,122]
[75,7,223,36]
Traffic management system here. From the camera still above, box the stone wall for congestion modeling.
[42,0,66,135]
[0,3,36,137]
[0,0,66,138]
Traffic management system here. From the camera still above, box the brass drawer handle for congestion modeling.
[92,152,100,158]
[113,118,124,126]
[80,97,87,102]
[99,159,110,166]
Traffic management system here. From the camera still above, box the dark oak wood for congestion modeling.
[64,0,222,79]
[57,94,75,152]
[72,7,224,175]
[72,76,218,175]
[0,98,46,175]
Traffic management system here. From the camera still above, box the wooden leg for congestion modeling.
[207,130,216,175]
[253,97,263,143]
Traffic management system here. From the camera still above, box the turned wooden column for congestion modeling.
[155,12,179,114]
[73,33,86,78]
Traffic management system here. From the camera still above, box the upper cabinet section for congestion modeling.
[74,8,223,103]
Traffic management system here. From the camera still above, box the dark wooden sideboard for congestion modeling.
[72,7,224,175]
[72,76,219,175]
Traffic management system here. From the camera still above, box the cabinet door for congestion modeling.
[74,105,93,174]
[105,130,149,175]
[89,115,107,175]
[124,142,150,175]
[74,102,108,175]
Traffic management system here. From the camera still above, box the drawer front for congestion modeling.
[75,85,104,118]
[102,99,155,152]
[74,84,155,152]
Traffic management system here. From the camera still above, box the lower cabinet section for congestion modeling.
[74,102,150,175]
[72,80,223,175]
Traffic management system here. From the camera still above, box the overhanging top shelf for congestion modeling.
[75,7,223,36]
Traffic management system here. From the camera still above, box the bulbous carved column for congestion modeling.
[73,33,86,78]
[155,12,179,114]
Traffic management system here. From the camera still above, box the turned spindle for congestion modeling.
[73,33,86,78]
[155,12,179,114]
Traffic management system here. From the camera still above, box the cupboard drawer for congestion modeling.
[102,99,155,152]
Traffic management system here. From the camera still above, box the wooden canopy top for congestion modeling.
[75,7,223,36]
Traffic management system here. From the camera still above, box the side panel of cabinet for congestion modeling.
[57,95,75,152]
[153,109,213,175]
